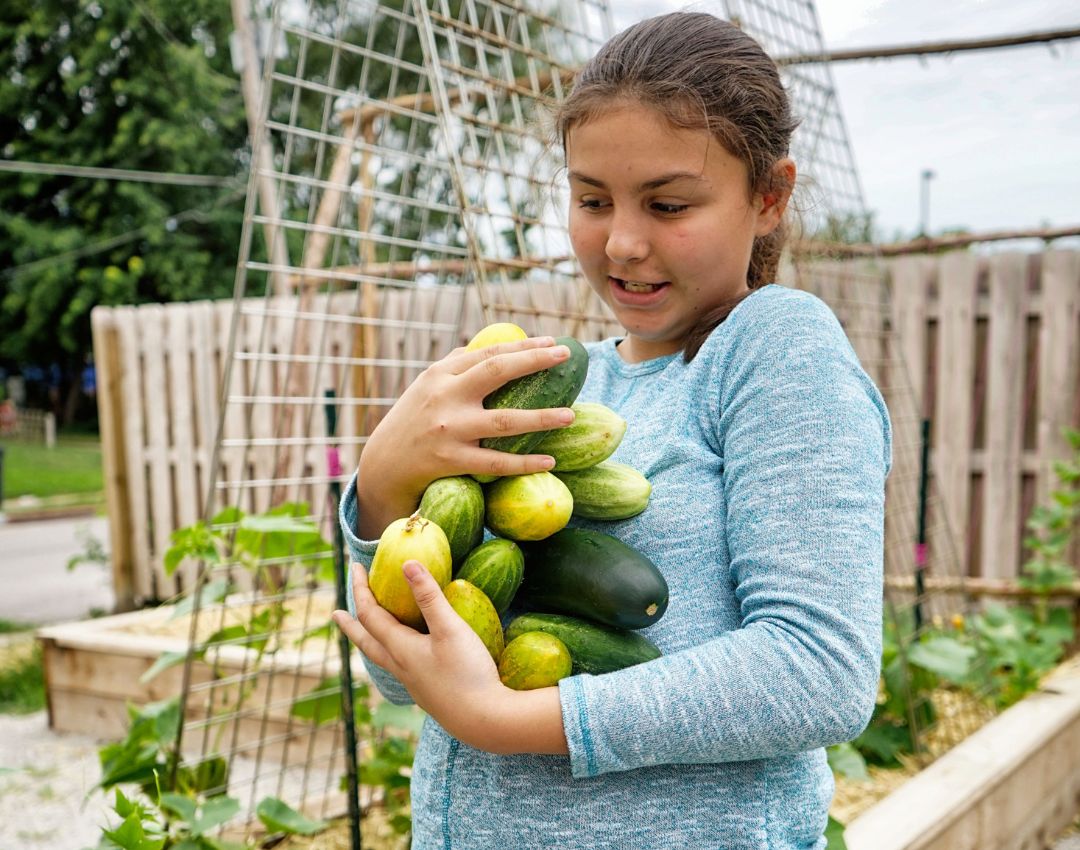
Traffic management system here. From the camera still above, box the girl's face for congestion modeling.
[566,102,790,363]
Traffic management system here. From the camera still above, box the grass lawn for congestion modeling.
[0,630,45,715]
[1,435,103,500]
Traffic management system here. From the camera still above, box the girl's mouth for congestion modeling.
[610,276,670,294]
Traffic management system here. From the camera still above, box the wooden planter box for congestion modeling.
[37,597,366,769]
[845,657,1080,850]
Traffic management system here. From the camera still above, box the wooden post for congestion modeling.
[90,308,135,612]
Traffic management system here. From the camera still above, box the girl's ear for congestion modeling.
[754,158,797,237]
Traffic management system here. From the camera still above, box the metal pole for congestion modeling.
[0,445,6,524]
[914,418,931,632]
[919,169,935,238]
[325,389,362,850]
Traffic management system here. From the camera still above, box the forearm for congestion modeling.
[354,459,423,541]
[561,618,878,777]
[460,686,569,756]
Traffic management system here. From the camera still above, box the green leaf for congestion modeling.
[907,636,975,683]
[158,792,198,823]
[239,514,321,534]
[139,650,189,684]
[210,507,244,527]
[103,812,166,850]
[290,679,342,725]
[190,795,241,835]
[372,702,427,736]
[293,622,333,646]
[168,579,230,622]
[255,797,328,836]
[827,742,869,781]
[825,815,848,850]
[853,719,911,767]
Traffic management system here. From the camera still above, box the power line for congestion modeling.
[3,188,246,279]
[0,159,242,188]
[776,25,1080,65]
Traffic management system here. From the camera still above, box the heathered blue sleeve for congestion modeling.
[338,471,416,706]
[559,294,890,778]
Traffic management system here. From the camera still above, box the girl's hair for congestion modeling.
[556,12,799,360]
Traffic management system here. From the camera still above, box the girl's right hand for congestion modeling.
[355,336,576,538]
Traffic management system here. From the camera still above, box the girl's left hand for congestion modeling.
[333,560,511,749]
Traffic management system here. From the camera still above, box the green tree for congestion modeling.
[0,0,248,420]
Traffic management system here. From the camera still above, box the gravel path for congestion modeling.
[0,710,114,850]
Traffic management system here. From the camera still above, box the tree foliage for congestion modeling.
[0,0,248,377]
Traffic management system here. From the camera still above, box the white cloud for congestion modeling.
[605,0,1080,236]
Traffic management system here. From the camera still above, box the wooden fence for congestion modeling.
[91,250,1080,610]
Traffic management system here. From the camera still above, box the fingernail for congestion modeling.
[403,560,424,581]
[558,408,575,424]
[552,345,570,359]
[540,456,556,469]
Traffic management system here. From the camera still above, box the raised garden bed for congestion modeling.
[844,656,1080,849]
[36,591,362,768]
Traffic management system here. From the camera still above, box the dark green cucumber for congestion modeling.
[505,612,661,675]
[418,476,485,568]
[455,537,524,615]
[517,527,668,629]
[479,336,588,455]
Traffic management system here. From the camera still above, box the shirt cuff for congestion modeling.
[559,674,600,779]
[337,470,378,617]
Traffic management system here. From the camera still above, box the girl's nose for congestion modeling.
[605,215,649,265]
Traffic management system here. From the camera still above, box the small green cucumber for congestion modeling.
[484,471,573,542]
[504,612,662,675]
[498,631,573,690]
[533,402,626,471]
[419,476,486,568]
[555,461,652,520]
[455,538,524,614]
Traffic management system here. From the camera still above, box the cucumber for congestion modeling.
[533,402,626,471]
[505,612,662,675]
[444,579,504,662]
[419,476,485,568]
[479,335,588,456]
[465,322,527,351]
[369,511,452,629]
[517,527,668,629]
[484,471,573,542]
[556,461,652,520]
[455,538,524,615]
[498,631,573,690]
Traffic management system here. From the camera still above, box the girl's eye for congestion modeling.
[653,202,688,215]
[578,198,606,210]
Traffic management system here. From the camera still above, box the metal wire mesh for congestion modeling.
[170,0,991,840]
[720,0,870,235]
[173,0,617,840]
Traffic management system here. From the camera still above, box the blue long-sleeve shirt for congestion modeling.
[340,284,892,849]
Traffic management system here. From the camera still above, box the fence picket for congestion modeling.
[934,252,979,576]
[141,305,176,601]
[113,306,153,602]
[981,254,1028,579]
[165,303,200,594]
[1037,251,1080,505]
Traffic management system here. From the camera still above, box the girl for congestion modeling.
[333,12,891,849]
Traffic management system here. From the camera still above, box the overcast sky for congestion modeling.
[609,0,1080,242]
